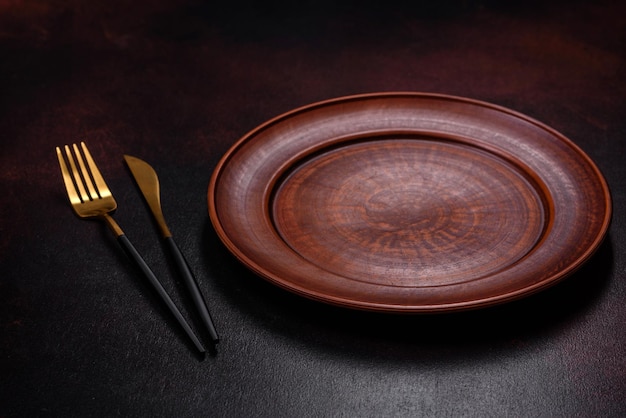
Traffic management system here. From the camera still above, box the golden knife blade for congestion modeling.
[124,155,219,344]
[124,155,171,237]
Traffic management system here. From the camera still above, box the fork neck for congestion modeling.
[102,213,124,237]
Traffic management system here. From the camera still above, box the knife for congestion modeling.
[124,155,219,344]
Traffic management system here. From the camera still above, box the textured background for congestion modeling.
[1,1,625,416]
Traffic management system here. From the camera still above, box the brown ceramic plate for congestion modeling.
[208,93,611,313]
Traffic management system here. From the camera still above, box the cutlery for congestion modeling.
[56,142,205,354]
[124,155,219,343]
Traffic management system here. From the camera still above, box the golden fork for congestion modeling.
[56,142,205,354]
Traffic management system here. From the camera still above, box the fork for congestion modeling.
[56,142,205,355]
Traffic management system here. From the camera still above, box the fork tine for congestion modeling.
[64,145,90,203]
[81,142,112,198]
[73,143,99,199]
[56,147,82,205]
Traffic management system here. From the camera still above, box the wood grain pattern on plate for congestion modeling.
[208,93,611,312]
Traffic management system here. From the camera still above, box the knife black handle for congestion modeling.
[117,234,206,354]
[164,236,219,343]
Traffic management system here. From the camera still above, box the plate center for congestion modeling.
[272,138,547,287]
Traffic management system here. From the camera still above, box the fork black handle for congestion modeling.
[117,234,206,354]
[164,236,219,343]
